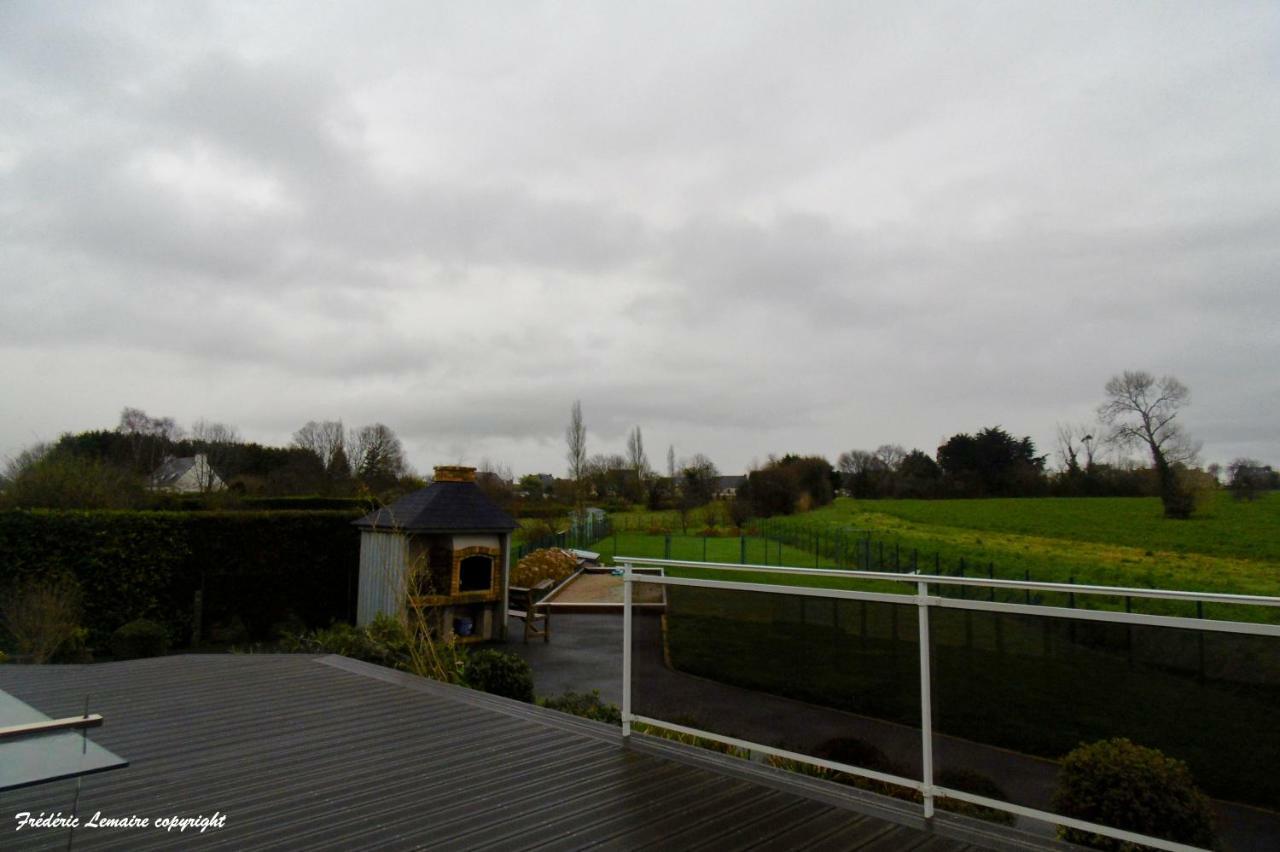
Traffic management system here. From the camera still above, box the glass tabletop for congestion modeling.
[0,688,129,792]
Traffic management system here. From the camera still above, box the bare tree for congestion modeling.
[667,444,676,480]
[192,419,240,446]
[1055,423,1085,474]
[117,406,181,472]
[565,401,587,514]
[477,458,514,507]
[293,420,346,469]
[838,449,887,497]
[1098,371,1200,518]
[349,423,407,486]
[191,419,241,491]
[874,444,906,471]
[1227,458,1269,502]
[625,426,648,501]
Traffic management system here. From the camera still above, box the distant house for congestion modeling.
[713,475,746,499]
[150,454,224,493]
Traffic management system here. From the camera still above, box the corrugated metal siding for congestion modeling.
[357,530,408,626]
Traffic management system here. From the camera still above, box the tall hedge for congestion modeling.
[0,509,361,647]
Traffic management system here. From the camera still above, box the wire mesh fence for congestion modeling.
[621,565,1280,850]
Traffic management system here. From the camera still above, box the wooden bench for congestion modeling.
[508,578,553,643]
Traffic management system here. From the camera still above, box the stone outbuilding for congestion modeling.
[353,466,518,642]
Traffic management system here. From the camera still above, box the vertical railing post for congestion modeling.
[917,580,934,820]
[622,562,633,741]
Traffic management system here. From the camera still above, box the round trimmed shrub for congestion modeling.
[463,649,534,702]
[1051,738,1216,850]
[110,618,170,659]
[936,768,1015,826]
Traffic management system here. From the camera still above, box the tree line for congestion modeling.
[0,408,423,509]
[564,371,1274,523]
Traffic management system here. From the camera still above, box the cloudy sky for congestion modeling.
[2,2,1277,477]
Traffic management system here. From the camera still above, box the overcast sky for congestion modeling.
[2,2,1277,478]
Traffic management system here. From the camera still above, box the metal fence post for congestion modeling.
[622,562,633,740]
[917,580,935,819]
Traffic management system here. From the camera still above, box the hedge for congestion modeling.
[0,509,362,648]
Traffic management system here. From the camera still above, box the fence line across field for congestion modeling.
[617,556,1280,852]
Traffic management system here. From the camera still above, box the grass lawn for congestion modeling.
[808,491,1280,563]
[676,492,1280,602]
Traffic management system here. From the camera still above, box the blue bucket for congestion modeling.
[453,616,474,637]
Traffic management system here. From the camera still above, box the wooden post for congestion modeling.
[192,589,203,645]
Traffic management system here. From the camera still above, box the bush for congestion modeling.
[0,508,361,645]
[1051,738,1216,850]
[110,619,171,659]
[279,614,410,670]
[537,690,621,724]
[0,574,85,663]
[510,548,577,587]
[935,768,1015,826]
[462,649,534,702]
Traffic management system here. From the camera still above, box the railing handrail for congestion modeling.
[615,556,1280,608]
[618,556,1230,852]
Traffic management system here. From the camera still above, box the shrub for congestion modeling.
[632,715,747,757]
[1051,738,1216,850]
[510,548,577,587]
[537,690,621,724]
[777,740,1014,826]
[462,649,534,702]
[935,768,1015,826]
[110,619,171,659]
[280,614,410,671]
[0,508,360,645]
[0,574,85,663]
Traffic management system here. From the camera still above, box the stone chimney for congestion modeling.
[433,465,477,483]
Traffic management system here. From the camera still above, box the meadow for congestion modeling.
[597,492,1280,602]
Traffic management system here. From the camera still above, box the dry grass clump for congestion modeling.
[511,548,578,587]
[1,574,85,663]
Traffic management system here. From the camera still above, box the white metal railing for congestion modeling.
[618,557,1280,852]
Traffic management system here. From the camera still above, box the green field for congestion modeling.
[598,493,1280,602]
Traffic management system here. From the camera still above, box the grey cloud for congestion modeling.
[2,2,1278,475]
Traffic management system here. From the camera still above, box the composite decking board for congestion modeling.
[735,807,876,851]
[353,758,701,850]
[181,737,614,847]
[4,656,985,851]
[242,749,638,852]
[474,766,733,851]
[618,789,800,851]
[245,743,654,851]
[564,781,780,849]
[684,799,844,851]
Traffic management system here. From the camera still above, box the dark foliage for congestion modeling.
[0,509,361,647]
[936,427,1047,497]
[537,689,622,724]
[738,455,837,518]
[462,649,535,702]
[1051,738,1216,850]
[110,618,171,659]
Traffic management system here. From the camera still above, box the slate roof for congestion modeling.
[2,655,1015,851]
[149,456,197,487]
[353,480,518,533]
